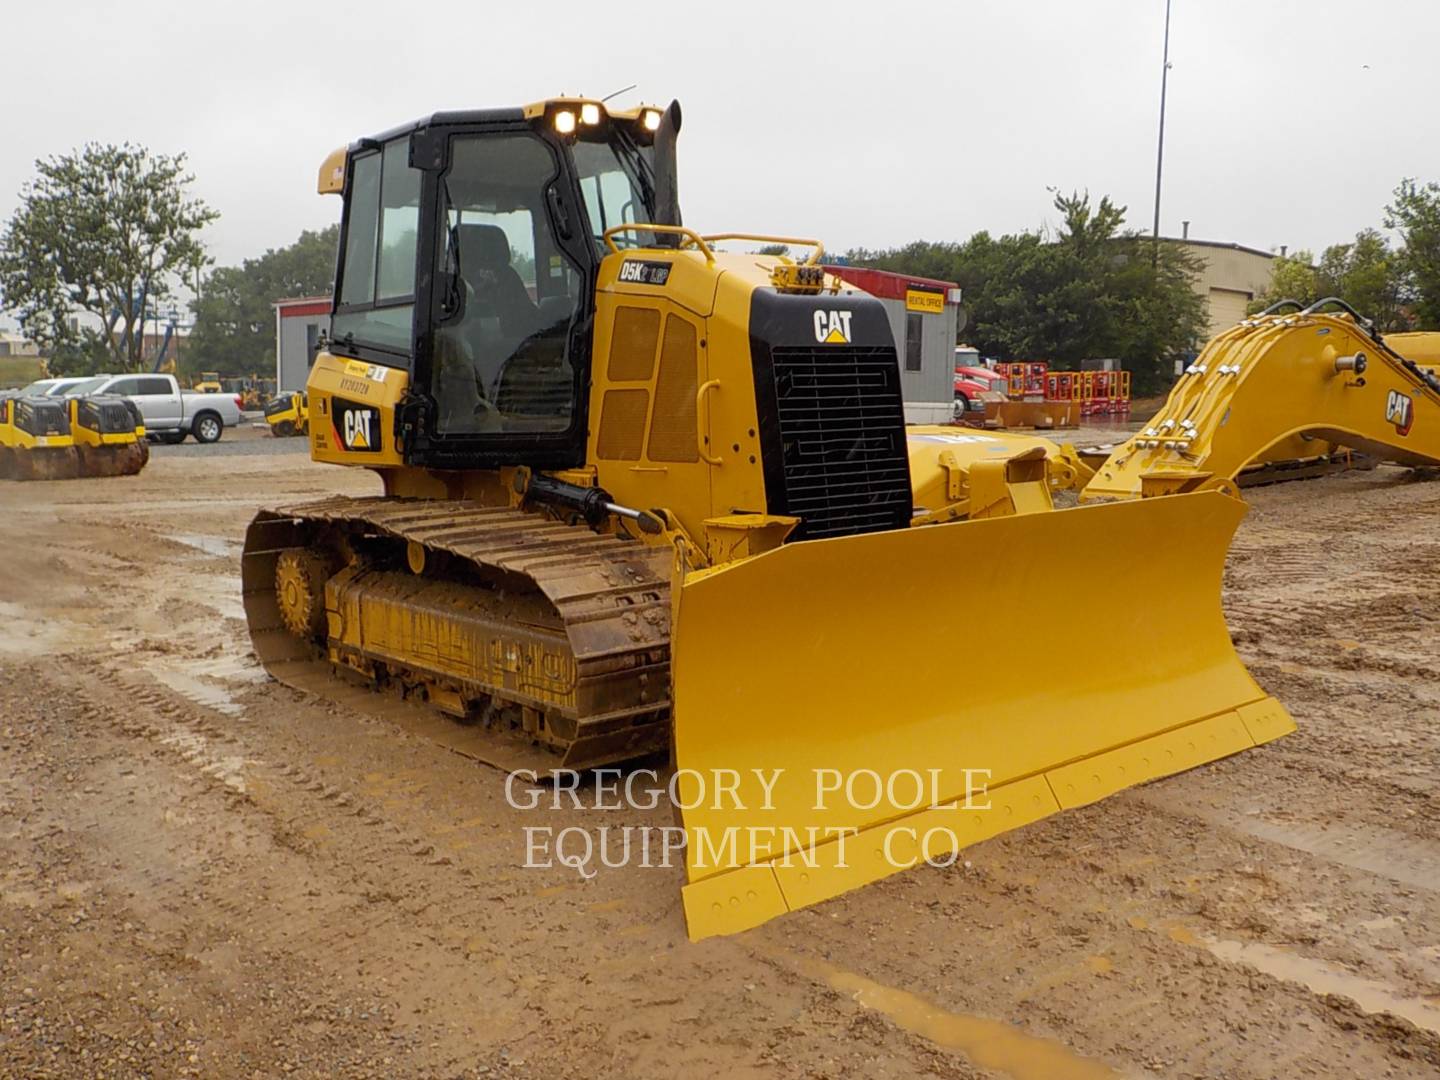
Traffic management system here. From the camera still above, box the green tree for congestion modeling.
[0,143,216,375]
[847,191,1208,394]
[1386,178,1440,328]
[1253,230,1406,330]
[1253,250,1319,310]
[1316,229,1405,329]
[189,225,339,376]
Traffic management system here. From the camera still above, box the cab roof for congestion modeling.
[317,97,664,195]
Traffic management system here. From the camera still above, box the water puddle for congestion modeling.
[1201,937,1440,1036]
[826,969,1119,1080]
[187,653,267,686]
[202,591,247,622]
[166,533,240,559]
[147,663,245,716]
[1226,816,1440,892]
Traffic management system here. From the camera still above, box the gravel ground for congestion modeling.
[148,421,309,458]
[1,439,1438,1078]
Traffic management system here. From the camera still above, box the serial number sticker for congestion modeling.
[338,376,372,397]
[344,360,389,383]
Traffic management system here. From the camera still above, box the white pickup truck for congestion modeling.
[81,373,244,444]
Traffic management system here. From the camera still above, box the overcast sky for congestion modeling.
[4,0,1438,296]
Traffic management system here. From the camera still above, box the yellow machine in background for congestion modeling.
[1084,300,1440,501]
[241,97,1440,943]
[0,392,148,480]
[263,391,308,437]
[0,393,75,480]
[193,371,223,393]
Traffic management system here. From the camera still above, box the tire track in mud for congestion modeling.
[46,657,555,1067]
[767,792,1440,1079]
[52,655,943,1079]
[8,447,1440,1078]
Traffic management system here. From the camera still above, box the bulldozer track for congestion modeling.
[242,496,675,772]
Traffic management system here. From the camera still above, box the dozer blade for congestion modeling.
[672,490,1294,941]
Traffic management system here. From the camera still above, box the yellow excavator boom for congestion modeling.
[1084,302,1440,500]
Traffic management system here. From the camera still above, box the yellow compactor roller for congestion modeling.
[263,391,309,437]
[0,392,148,480]
[241,98,1440,941]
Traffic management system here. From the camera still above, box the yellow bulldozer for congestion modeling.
[242,97,1440,941]
[0,391,149,480]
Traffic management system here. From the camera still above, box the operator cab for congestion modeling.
[326,99,672,468]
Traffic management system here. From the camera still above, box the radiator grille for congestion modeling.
[79,397,138,434]
[596,388,649,460]
[768,344,911,540]
[647,315,699,463]
[15,398,69,437]
[608,306,660,382]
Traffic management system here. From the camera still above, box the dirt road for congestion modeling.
[2,443,1439,1079]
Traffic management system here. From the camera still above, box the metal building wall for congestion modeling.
[277,313,330,393]
[876,298,957,424]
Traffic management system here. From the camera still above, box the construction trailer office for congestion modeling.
[275,297,331,393]
[824,266,963,423]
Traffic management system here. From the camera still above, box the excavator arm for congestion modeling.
[1084,301,1440,500]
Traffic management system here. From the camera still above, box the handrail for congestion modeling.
[601,226,828,268]
[602,223,715,262]
[696,379,723,465]
[702,234,825,266]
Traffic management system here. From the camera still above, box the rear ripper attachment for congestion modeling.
[242,496,674,770]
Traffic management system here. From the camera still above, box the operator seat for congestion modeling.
[457,223,538,339]
[451,223,541,411]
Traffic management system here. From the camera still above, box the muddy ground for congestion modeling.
[1,427,1439,1079]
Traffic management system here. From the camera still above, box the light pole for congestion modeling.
[1152,0,1174,254]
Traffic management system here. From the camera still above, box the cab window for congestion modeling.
[105,377,142,396]
[431,133,582,436]
[333,138,422,360]
[571,138,652,251]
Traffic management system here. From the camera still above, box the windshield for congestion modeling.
[52,377,108,397]
[570,133,655,252]
[20,380,55,395]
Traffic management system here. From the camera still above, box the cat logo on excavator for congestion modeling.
[1386,389,1415,435]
